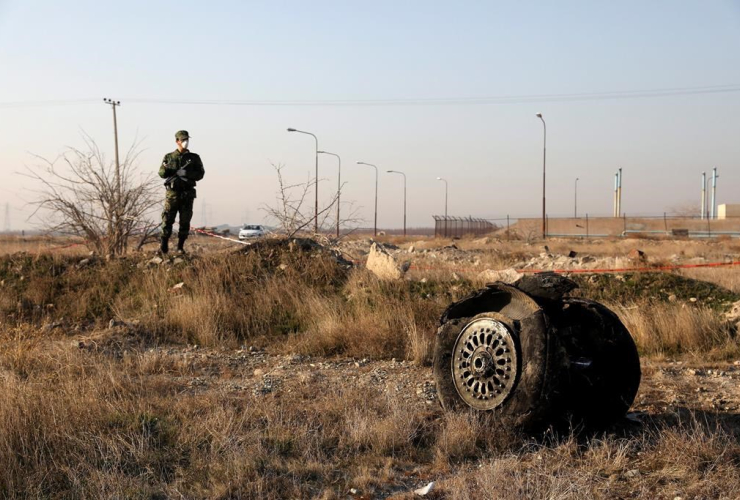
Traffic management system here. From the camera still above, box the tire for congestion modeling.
[549,298,641,425]
[433,285,569,429]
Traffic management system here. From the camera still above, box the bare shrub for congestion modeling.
[23,135,159,257]
[261,162,361,237]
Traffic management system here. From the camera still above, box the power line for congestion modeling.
[0,98,99,108]
[124,83,740,106]
[1,83,740,109]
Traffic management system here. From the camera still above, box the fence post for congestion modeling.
[586,213,589,238]
[506,215,510,240]
[545,214,549,238]
[623,213,627,235]
[663,212,668,234]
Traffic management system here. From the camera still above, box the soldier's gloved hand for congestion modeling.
[176,168,187,177]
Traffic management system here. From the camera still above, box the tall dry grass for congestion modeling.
[611,300,737,358]
[0,245,473,363]
[2,241,739,361]
[0,337,441,498]
[439,419,740,499]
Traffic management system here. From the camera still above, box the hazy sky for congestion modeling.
[1,1,739,230]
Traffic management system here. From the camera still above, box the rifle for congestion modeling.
[164,159,192,188]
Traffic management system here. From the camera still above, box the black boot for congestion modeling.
[159,237,169,255]
[176,235,187,254]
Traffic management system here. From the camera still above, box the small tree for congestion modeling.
[25,134,160,257]
[261,162,361,238]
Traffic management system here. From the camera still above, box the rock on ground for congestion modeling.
[477,268,521,284]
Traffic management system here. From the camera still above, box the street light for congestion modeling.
[387,170,407,237]
[318,151,341,237]
[574,177,579,218]
[287,128,319,233]
[536,113,546,239]
[436,177,448,217]
[356,161,378,236]
[437,177,448,238]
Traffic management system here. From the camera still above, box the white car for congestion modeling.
[238,224,266,240]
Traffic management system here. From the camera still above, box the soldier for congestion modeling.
[158,130,205,254]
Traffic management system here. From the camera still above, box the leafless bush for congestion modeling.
[261,162,361,237]
[24,134,159,257]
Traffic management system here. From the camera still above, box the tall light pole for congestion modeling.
[574,177,579,218]
[287,128,319,233]
[387,170,406,237]
[536,113,546,239]
[318,151,341,237]
[357,161,378,236]
[437,177,448,238]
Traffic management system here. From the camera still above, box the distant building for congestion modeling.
[717,204,740,219]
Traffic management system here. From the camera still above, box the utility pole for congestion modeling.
[103,98,121,253]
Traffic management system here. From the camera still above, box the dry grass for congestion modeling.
[2,236,740,498]
[0,337,437,498]
[439,419,740,499]
[612,300,737,358]
[2,337,739,498]
[681,266,740,293]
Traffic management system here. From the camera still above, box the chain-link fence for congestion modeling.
[433,216,497,238]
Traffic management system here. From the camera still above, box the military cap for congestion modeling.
[175,130,190,140]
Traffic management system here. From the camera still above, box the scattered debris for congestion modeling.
[366,242,406,280]
[169,282,186,293]
[726,300,740,328]
[147,256,164,267]
[413,481,435,496]
[628,249,647,262]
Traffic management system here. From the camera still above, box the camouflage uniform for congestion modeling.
[159,132,205,248]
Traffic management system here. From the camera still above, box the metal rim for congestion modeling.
[451,317,520,410]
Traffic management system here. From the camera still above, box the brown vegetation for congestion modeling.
[1,235,740,498]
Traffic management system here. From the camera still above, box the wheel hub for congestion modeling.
[451,317,520,410]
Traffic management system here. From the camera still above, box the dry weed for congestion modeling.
[612,300,737,357]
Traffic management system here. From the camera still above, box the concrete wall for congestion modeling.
[718,204,740,220]
[505,216,740,238]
